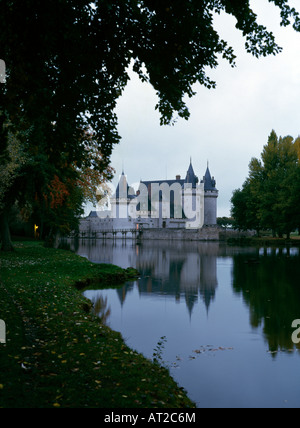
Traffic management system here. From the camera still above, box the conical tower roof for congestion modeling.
[114,171,135,199]
[185,159,198,188]
[203,166,216,191]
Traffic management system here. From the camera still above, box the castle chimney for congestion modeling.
[176,175,181,180]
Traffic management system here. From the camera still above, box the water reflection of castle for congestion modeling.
[127,245,219,317]
[73,240,241,316]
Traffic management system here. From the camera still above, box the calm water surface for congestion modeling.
[70,239,300,408]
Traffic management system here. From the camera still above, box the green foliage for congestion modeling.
[1,0,300,249]
[152,336,168,368]
[231,130,300,237]
[1,1,300,133]
[0,129,30,212]
[0,242,195,408]
[217,216,234,228]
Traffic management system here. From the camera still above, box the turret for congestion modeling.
[202,165,218,225]
[185,159,199,188]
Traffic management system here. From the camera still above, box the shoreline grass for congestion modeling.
[0,242,195,408]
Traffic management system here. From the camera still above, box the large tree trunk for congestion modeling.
[0,209,14,251]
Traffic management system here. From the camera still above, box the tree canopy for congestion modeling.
[231,130,300,238]
[1,0,300,249]
[2,1,300,129]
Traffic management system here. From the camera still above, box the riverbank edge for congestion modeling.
[0,242,195,408]
[226,236,300,247]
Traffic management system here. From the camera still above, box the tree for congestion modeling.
[14,151,85,244]
[258,132,299,237]
[217,216,234,229]
[293,137,300,234]
[295,137,300,160]
[231,181,261,234]
[75,131,115,207]
[231,130,300,237]
[1,0,300,250]
[41,174,85,245]
[0,127,30,250]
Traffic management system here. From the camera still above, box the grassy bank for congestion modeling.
[0,242,195,408]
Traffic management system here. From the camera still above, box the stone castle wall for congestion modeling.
[140,227,220,241]
[78,218,221,241]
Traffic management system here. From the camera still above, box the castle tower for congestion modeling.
[202,165,218,225]
[110,171,136,227]
[111,171,127,219]
[184,160,204,229]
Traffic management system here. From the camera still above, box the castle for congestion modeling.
[80,160,218,233]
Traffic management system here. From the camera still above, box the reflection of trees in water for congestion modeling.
[93,295,111,325]
[232,250,300,354]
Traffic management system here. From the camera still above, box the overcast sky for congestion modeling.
[89,0,300,217]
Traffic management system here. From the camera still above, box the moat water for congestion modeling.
[69,238,300,408]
